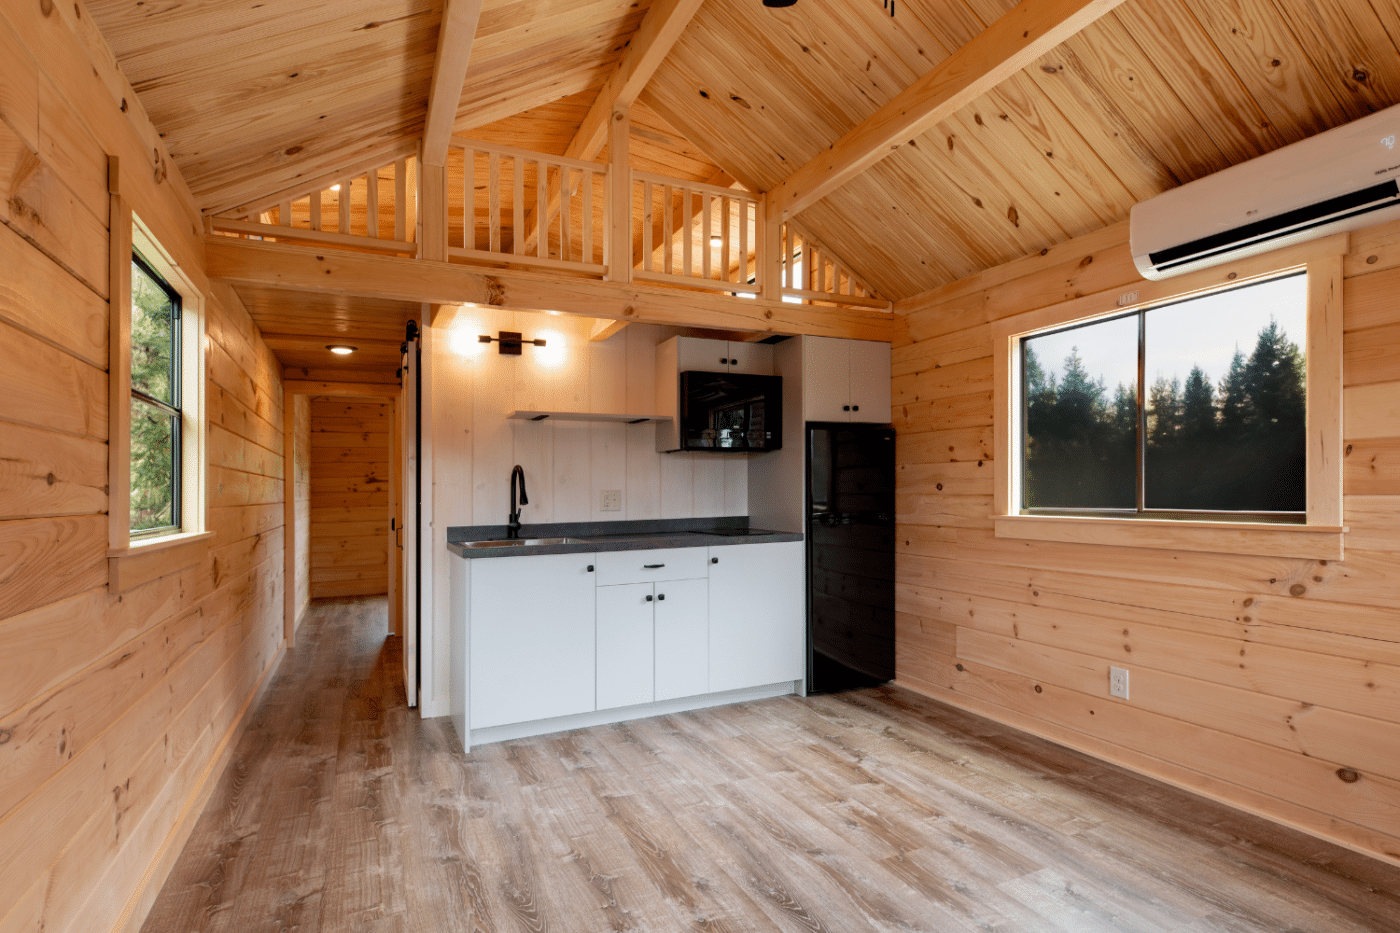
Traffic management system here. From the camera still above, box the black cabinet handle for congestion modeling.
[853,405,860,411]
[720,357,728,364]
[646,594,653,602]
[657,593,665,600]
[843,405,851,411]
[644,563,665,569]
[586,565,594,572]
[710,557,718,564]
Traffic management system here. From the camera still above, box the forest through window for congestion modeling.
[1020,273,1307,517]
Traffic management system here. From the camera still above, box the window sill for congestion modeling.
[109,530,216,593]
[994,515,1345,561]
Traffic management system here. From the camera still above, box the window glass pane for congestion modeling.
[1022,314,1139,509]
[1144,274,1307,512]
[131,259,177,406]
[131,397,177,532]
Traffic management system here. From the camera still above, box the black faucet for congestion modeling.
[507,465,529,538]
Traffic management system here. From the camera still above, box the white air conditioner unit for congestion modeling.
[1131,103,1400,280]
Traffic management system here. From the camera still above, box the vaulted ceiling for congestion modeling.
[88,0,1400,308]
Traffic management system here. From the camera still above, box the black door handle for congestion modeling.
[646,594,653,602]
[644,563,665,569]
[657,593,665,601]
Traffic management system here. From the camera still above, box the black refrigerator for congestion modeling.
[806,422,897,694]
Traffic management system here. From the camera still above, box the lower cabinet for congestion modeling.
[708,541,805,692]
[470,552,597,729]
[597,576,708,710]
[655,578,708,700]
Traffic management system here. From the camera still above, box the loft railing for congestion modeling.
[209,153,418,255]
[210,138,889,311]
[447,138,608,275]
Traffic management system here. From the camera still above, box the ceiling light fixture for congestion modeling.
[710,235,724,247]
[326,344,357,355]
[479,331,547,356]
[762,0,797,6]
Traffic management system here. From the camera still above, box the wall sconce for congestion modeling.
[478,331,547,356]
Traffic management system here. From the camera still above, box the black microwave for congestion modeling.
[679,371,782,452]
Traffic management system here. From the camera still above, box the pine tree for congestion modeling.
[1181,365,1216,439]
[1217,348,1249,434]
[1147,376,1182,450]
[1244,318,1305,430]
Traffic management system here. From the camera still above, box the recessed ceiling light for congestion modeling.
[326,345,357,355]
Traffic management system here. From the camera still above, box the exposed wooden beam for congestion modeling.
[522,0,705,252]
[764,0,1127,222]
[590,318,630,342]
[204,236,895,341]
[423,0,486,167]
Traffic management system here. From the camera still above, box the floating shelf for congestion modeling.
[508,410,671,424]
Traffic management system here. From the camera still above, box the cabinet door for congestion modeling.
[802,336,851,422]
[708,542,806,692]
[726,341,773,375]
[654,578,708,701]
[596,583,656,710]
[848,340,892,423]
[470,554,596,729]
[676,335,728,373]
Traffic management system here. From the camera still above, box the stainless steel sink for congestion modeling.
[459,537,579,549]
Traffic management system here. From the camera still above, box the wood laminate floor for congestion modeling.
[141,597,1400,933]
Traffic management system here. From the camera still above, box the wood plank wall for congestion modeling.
[293,395,311,625]
[309,397,390,598]
[892,216,1400,866]
[0,5,288,931]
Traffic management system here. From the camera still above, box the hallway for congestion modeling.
[140,598,1400,932]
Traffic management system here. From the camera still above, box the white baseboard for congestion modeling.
[462,680,800,749]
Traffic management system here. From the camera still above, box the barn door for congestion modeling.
[400,323,421,707]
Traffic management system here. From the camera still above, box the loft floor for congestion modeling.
[140,598,1400,932]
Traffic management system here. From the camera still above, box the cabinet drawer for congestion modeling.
[595,547,709,585]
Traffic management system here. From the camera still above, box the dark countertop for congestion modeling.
[446,517,802,559]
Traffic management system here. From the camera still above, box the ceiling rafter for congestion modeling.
[423,0,487,167]
[764,0,1129,223]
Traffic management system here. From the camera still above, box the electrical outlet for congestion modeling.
[1109,666,1130,700]
[600,489,622,512]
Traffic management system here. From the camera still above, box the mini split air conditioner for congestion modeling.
[1131,102,1400,280]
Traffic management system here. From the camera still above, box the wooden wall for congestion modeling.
[293,394,311,626]
[0,4,287,931]
[892,216,1400,866]
[310,397,390,598]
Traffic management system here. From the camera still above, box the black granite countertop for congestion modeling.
[446,516,802,559]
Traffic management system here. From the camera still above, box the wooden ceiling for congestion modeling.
[87,0,1400,376]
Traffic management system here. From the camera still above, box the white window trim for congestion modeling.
[991,233,1346,561]
[108,199,209,561]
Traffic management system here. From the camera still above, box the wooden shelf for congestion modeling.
[508,410,671,424]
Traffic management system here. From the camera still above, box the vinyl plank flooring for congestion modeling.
[142,597,1400,933]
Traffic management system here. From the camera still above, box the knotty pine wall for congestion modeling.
[293,395,311,625]
[309,397,390,598]
[893,217,1400,866]
[0,4,288,931]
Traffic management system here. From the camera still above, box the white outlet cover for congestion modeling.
[600,490,622,512]
[1109,666,1130,700]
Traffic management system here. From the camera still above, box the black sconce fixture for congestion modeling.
[478,331,547,356]
[764,0,891,13]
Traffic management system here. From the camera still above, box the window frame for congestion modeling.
[992,234,1345,561]
[108,204,210,563]
[128,250,185,538]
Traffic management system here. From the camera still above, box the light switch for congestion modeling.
[600,489,622,511]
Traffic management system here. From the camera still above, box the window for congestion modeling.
[129,254,183,535]
[992,237,1344,560]
[1020,273,1307,520]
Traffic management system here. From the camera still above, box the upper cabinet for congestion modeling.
[802,337,891,423]
[673,336,773,375]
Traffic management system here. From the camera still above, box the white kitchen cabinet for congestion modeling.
[470,552,597,729]
[802,336,891,423]
[597,583,655,710]
[707,541,805,692]
[654,577,709,700]
[674,335,773,375]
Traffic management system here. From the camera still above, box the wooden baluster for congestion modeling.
[366,168,379,239]
[663,185,674,275]
[338,179,351,234]
[394,159,407,241]
[682,187,693,277]
[783,223,792,289]
[804,238,814,291]
[720,197,731,283]
[514,156,525,256]
[582,170,594,265]
[642,180,653,273]
[488,151,501,253]
[309,191,321,231]
[701,193,712,280]
[537,161,548,259]
[738,199,749,288]
[560,167,573,263]
[458,149,471,250]
[278,199,290,227]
